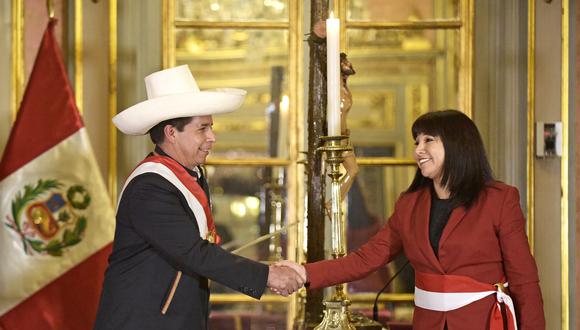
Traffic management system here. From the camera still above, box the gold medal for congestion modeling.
[206,231,216,243]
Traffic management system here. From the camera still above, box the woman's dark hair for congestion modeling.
[149,117,193,144]
[406,109,493,208]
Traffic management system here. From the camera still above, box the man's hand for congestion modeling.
[267,265,305,296]
[275,260,307,283]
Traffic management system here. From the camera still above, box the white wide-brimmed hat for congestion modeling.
[113,65,247,135]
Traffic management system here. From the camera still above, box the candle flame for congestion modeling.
[329,11,334,19]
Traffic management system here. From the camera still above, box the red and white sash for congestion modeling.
[119,155,219,243]
[415,271,517,330]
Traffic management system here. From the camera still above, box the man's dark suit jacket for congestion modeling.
[94,171,269,330]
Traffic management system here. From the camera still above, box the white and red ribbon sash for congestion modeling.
[119,155,219,243]
[415,271,517,330]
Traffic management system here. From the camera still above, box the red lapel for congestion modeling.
[413,189,445,274]
[439,205,467,251]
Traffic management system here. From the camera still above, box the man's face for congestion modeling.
[173,115,216,168]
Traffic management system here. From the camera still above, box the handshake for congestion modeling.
[266,260,307,296]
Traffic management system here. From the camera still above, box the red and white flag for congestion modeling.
[0,19,114,329]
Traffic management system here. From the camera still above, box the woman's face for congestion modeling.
[413,133,445,183]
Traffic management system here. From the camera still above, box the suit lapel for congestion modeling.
[414,189,445,274]
[439,205,467,249]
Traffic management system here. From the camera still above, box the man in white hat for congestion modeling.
[94,65,304,329]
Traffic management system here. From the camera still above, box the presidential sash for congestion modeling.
[119,154,219,243]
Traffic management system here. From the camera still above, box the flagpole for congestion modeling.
[74,0,83,114]
[10,0,24,123]
[46,0,55,18]
[108,0,118,204]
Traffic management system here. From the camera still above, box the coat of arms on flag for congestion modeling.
[0,18,115,329]
[5,179,92,256]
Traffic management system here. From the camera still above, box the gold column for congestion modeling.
[526,0,536,254]
[162,0,175,69]
[287,0,305,327]
[459,0,474,116]
[560,1,570,329]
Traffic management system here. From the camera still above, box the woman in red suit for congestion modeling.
[281,110,545,329]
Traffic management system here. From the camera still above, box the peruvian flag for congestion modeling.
[0,19,114,329]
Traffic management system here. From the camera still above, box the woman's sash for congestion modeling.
[415,271,517,330]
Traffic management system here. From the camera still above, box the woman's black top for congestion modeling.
[429,195,454,258]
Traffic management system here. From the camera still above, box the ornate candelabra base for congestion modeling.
[309,300,385,330]
[314,300,355,330]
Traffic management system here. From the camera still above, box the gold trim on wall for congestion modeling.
[175,21,289,29]
[356,158,416,166]
[526,0,536,254]
[459,0,474,117]
[162,0,175,68]
[346,20,462,30]
[108,0,118,204]
[10,0,24,122]
[348,293,414,302]
[286,0,303,326]
[560,1,570,329]
[205,158,291,166]
[208,292,414,304]
[74,0,83,114]
[210,293,290,303]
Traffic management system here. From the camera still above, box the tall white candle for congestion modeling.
[326,12,341,136]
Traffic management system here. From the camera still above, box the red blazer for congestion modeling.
[305,182,545,330]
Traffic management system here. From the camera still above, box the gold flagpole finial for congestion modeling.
[47,0,55,18]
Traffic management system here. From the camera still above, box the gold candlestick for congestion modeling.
[315,135,355,330]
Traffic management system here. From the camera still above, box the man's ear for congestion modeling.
[163,124,177,143]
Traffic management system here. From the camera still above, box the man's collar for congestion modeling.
[154,145,199,177]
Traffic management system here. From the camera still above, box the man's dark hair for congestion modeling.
[148,117,194,144]
[406,109,494,208]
